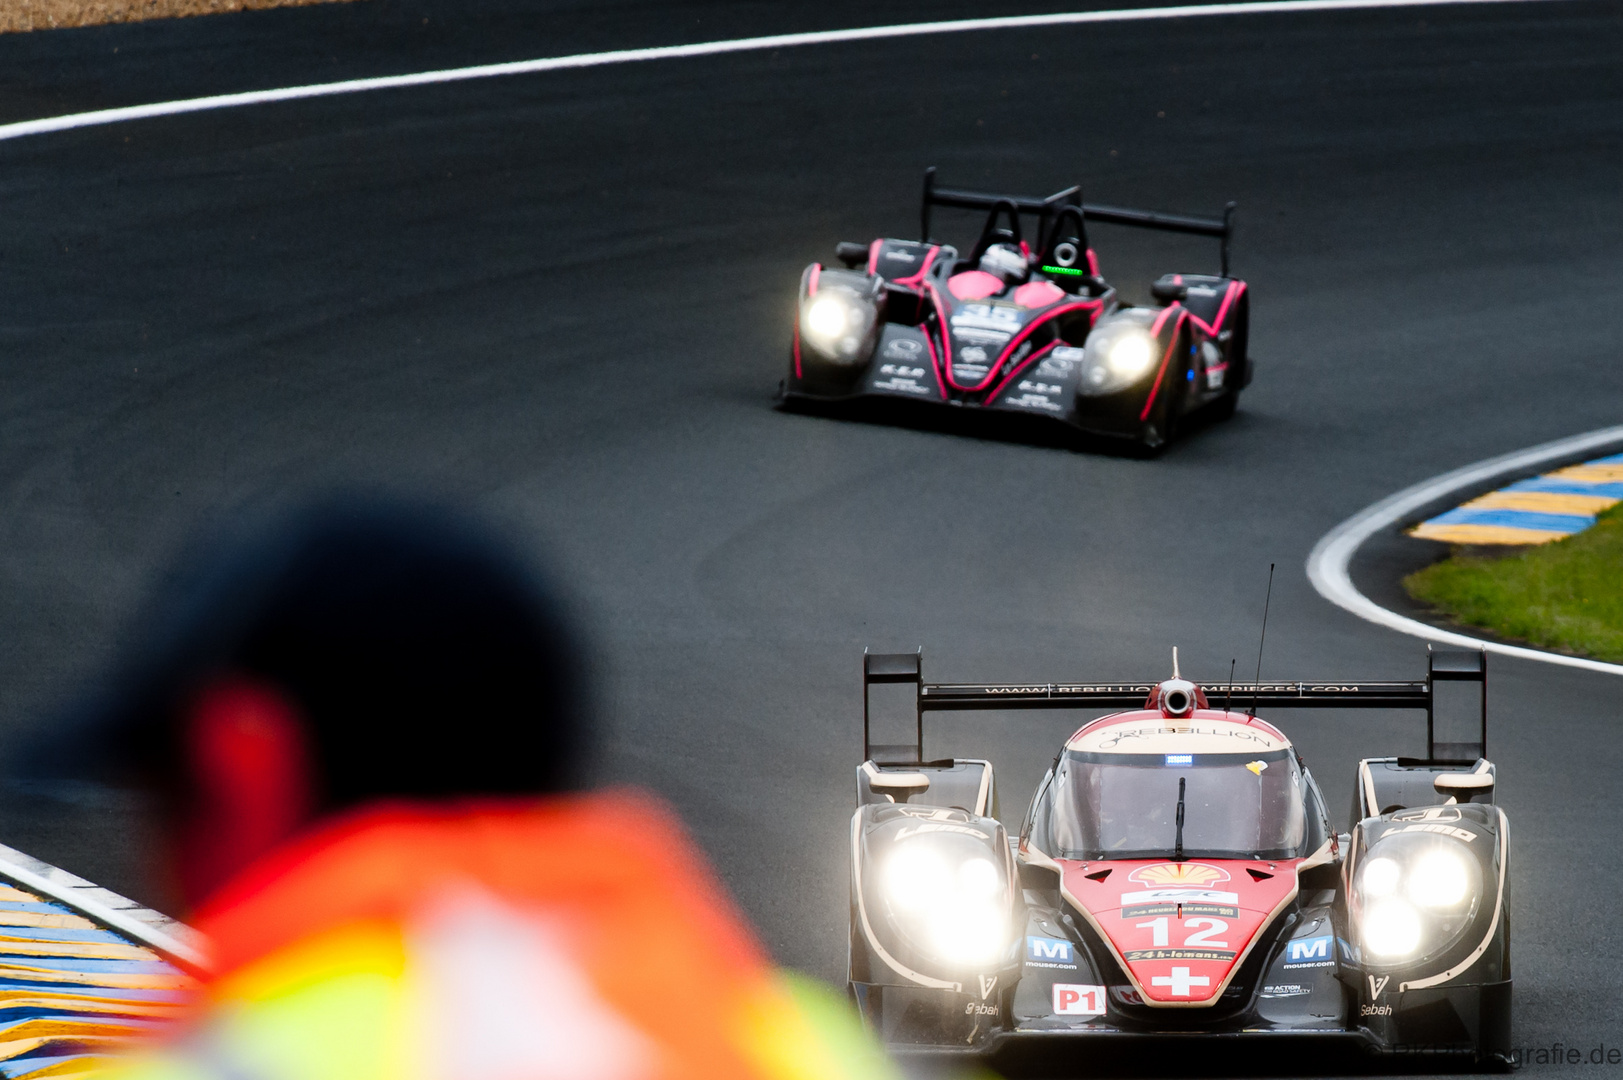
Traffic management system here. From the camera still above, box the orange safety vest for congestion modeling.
[105,791,896,1080]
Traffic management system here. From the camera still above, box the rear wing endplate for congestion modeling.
[863,647,1485,766]
[921,166,1237,277]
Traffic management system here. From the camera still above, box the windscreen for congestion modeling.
[1049,748,1305,860]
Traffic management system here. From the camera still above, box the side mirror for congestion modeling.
[869,771,930,803]
[1150,278,1189,304]
[1433,771,1494,802]
[834,241,870,269]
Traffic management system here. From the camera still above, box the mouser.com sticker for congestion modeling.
[1052,984,1106,1016]
[1026,936,1078,969]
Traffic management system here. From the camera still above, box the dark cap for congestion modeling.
[29,496,592,809]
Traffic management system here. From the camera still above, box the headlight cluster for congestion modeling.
[1354,833,1482,964]
[1077,319,1163,396]
[881,838,1010,968]
[800,287,877,364]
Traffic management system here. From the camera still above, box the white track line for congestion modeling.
[0,0,1563,145]
[1306,425,1623,677]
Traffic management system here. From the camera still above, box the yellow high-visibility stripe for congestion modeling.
[1409,523,1566,545]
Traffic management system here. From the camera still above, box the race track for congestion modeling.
[3,0,1622,1071]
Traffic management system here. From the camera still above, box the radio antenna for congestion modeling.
[1224,658,1236,713]
[1249,563,1275,717]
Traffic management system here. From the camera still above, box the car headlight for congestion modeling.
[1353,834,1482,965]
[800,288,876,364]
[1078,319,1163,396]
[881,839,1010,968]
[1361,898,1422,958]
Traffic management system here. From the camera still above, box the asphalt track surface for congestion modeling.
[2,1,1623,1073]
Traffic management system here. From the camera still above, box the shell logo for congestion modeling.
[1128,863,1231,886]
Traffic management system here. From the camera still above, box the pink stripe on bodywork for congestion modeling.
[1138,308,1187,422]
[926,284,953,380]
[866,240,882,276]
[986,339,1061,403]
[892,245,940,289]
[985,301,1101,384]
[808,263,821,296]
[1182,281,1244,336]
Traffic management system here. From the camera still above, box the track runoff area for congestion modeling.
[0,0,1617,1075]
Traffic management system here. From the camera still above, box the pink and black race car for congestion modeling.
[849,648,1511,1068]
[782,170,1249,452]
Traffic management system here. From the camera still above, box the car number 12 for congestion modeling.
[1134,917,1230,948]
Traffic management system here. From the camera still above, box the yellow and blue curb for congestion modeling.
[1411,452,1623,545]
[0,882,196,1078]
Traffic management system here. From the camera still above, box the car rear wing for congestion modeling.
[920,166,1237,277]
[863,647,1486,766]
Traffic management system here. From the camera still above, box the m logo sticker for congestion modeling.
[1026,936,1074,964]
[1283,935,1334,967]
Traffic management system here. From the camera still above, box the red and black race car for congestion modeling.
[849,648,1511,1068]
[782,170,1249,452]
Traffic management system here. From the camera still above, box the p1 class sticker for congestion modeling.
[1052,983,1106,1017]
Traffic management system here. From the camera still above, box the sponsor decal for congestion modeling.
[872,378,931,395]
[1119,888,1240,912]
[1121,900,1238,919]
[1095,725,1282,751]
[1368,974,1390,999]
[1392,806,1462,823]
[879,363,925,378]
[883,338,923,359]
[951,303,1024,335]
[883,250,917,262]
[958,346,989,364]
[1150,966,1211,997]
[1164,753,1193,766]
[1026,936,1076,968]
[892,822,989,842]
[1003,393,1064,413]
[1399,823,1478,842]
[964,1001,999,1016]
[1124,948,1236,963]
[978,974,998,1000]
[1052,983,1106,1016]
[1205,366,1226,391]
[1016,379,1062,396]
[1246,760,1268,776]
[1361,1003,1393,1016]
[1036,355,1077,378]
[1129,863,1231,888]
[1283,935,1334,968]
[1261,983,1312,999]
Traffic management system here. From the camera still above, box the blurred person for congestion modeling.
[44,499,892,1080]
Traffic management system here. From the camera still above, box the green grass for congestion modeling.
[1405,503,1623,662]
